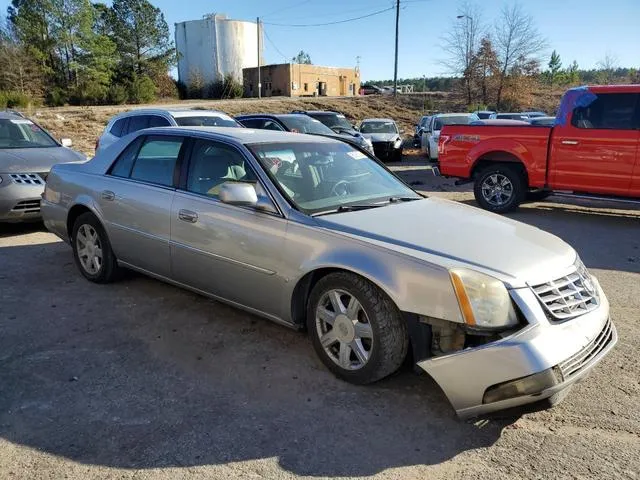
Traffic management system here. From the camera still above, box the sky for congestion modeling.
[1,0,639,82]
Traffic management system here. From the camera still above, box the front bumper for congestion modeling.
[417,278,617,418]
[0,178,45,222]
[372,141,402,160]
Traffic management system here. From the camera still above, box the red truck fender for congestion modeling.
[465,138,533,178]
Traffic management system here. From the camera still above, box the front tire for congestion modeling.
[71,212,120,283]
[474,164,526,213]
[307,272,408,385]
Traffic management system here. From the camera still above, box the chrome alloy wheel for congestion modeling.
[481,173,514,206]
[315,289,373,370]
[76,224,103,275]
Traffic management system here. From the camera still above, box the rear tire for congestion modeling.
[71,212,120,283]
[307,272,408,385]
[474,164,526,213]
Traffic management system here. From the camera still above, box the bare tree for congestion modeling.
[596,52,619,84]
[441,2,483,105]
[494,3,546,108]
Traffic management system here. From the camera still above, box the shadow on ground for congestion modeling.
[0,240,515,476]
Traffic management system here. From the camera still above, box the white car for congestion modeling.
[95,109,242,154]
[421,113,479,161]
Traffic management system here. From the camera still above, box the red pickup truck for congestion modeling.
[439,85,640,212]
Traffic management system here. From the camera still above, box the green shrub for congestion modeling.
[107,84,128,104]
[1,90,33,108]
[128,75,157,104]
[45,87,68,107]
[209,74,243,99]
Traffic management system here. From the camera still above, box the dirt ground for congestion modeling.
[0,153,639,479]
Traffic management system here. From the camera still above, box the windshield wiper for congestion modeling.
[312,203,386,217]
[388,196,422,202]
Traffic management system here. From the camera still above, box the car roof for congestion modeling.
[433,113,475,117]
[0,111,27,120]
[236,113,311,120]
[361,118,396,123]
[586,84,640,94]
[140,126,339,144]
[112,108,231,119]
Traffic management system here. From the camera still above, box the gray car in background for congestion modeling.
[42,127,616,418]
[0,111,85,222]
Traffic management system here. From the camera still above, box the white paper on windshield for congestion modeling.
[347,151,367,160]
[10,119,34,125]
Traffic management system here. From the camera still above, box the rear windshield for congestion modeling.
[0,119,58,148]
[279,115,335,135]
[433,115,477,131]
[311,113,352,130]
[174,115,240,127]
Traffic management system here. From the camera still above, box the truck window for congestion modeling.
[571,93,638,130]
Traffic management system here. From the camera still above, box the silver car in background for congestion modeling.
[0,111,85,222]
[42,127,616,418]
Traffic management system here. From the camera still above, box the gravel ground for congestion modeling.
[0,157,638,479]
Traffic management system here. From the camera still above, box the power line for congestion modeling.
[266,2,393,23]
[263,27,290,63]
[263,6,394,28]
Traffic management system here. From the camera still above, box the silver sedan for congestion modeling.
[42,127,616,418]
[0,111,85,222]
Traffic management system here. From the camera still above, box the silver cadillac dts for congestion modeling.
[42,127,617,418]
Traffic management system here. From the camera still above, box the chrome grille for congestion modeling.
[530,259,599,320]
[9,173,45,186]
[559,318,614,379]
[11,199,41,213]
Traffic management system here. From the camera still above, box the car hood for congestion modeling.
[316,197,576,288]
[361,133,399,142]
[0,147,86,173]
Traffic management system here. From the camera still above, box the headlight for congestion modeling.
[449,269,518,329]
[394,138,403,148]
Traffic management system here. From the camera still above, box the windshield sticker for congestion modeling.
[10,119,34,125]
[347,151,367,160]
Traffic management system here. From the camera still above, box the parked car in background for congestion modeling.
[490,112,530,121]
[439,84,640,213]
[473,110,496,119]
[0,111,85,222]
[421,113,480,161]
[235,113,375,155]
[414,115,433,147]
[358,118,404,162]
[96,109,242,154]
[529,116,556,126]
[41,126,617,419]
[360,84,384,95]
[521,111,548,119]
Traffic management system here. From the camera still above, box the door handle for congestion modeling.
[101,190,115,201]
[178,209,198,223]
[561,140,579,145]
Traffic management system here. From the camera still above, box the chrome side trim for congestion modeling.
[169,240,276,276]
[117,261,294,328]
[107,221,169,243]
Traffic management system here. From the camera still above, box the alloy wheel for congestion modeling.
[76,224,103,275]
[315,289,374,370]
[481,173,514,206]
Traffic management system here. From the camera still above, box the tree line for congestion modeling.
[0,0,175,107]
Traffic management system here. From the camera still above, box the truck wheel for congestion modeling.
[474,164,526,213]
[307,272,408,385]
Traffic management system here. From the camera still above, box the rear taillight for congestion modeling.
[438,135,451,155]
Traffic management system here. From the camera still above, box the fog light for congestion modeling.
[483,369,559,404]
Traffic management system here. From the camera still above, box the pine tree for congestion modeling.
[547,50,562,85]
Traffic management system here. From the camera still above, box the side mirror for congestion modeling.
[219,182,277,213]
[61,138,73,147]
[352,124,359,131]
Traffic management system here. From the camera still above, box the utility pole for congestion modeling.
[393,0,400,98]
[257,17,261,99]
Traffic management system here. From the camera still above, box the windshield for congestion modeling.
[311,113,353,131]
[247,141,420,215]
[279,115,335,135]
[476,112,493,119]
[359,121,397,134]
[174,115,240,127]
[0,119,58,149]
[433,115,477,131]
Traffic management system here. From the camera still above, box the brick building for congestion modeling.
[243,63,361,97]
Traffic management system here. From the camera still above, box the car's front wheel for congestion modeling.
[72,212,120,283]
[307,272,408,384]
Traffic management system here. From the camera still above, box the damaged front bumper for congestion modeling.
[417,279,617,419]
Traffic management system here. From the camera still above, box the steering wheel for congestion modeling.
[331,180,351,196]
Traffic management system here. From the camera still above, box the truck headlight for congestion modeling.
[449,269,518,329]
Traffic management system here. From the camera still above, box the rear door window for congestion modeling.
[127,115,150,134]
[110,118,128,137]
[572,93,639,130]
[129,136,184,187]
[238,118,266,129]
[109,137,144,177]
[148,115,172,128]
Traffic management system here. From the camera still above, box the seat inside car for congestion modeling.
[188,146,248,196]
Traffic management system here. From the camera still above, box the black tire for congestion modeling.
[474,164,526,213]
[307,272,408,385]
[394,148,403,162]
[525,190,552,202]
[71,212,120,283]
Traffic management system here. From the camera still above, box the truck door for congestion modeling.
[630,101,640,196]
[550,92,638,196]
